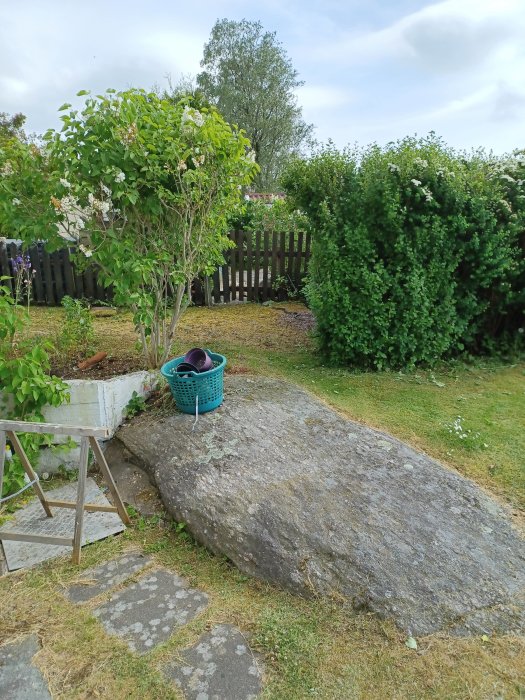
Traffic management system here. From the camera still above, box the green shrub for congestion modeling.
[282,137,524,368]
[0,279,69,497]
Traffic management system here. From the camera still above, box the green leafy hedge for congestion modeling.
[282,136,524,368]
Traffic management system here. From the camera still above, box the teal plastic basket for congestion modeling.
[161,350,226,414]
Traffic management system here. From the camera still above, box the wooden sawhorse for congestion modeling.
[0,420,131,564]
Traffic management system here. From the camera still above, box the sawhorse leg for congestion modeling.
[72,436,89,564]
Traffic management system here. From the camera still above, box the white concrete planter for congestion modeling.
[1,371,159,474]
[42,370,159,438]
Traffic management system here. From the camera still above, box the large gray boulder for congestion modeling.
[118,376,525,636]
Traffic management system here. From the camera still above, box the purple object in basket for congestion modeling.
[183,347,213,372]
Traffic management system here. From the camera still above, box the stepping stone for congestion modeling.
[0,635,51,699]
[0,478,125,571]
[93,568,208,654]
[64,551,151,603]
[163,624,263,700]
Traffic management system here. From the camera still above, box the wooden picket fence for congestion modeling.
[0,230,311,306]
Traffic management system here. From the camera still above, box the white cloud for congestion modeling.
[296,85,353,111]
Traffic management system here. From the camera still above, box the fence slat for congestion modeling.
[63,249,75,297]
[287,231,294,284]
[262,230,270,302]
[222,260,230,303]
[279,232,286,280]
[294,232,304,290]
[230,231,237,301]
[212,267,221,304]
[238,231,245,301]
[270,232,278,301]
[246,231,253,302]
[254,230,261,302]
[28,245,44,303]
[72,259,84,299]
[41,247,55,305]
[52,251,65,302]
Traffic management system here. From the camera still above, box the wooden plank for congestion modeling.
[95,266,107,303]
[46,499,118,514]
[237,230,244,301]
[230,231,237,301]
[279,232,286,279]
[0,430,6,500]
[41,246,55,305]
[246,231,253,301]
[212,267,221,304]
[262,230,270,302]
[83,264,95,300]
[0,420,110,439]
[72,257,84,298]
[294,231,304,289]
[0,531,72,547]
[271,232,278,301]
[221,261,230,303]
[89,436,131,525]
[72,436,89,564]
[52,250,64,302]
[63,248,75,296]
[29,245,44,303]
[254,230,261,303]
[287,231,294,283]
[7,431,53,518]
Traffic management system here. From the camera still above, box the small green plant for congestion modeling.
[60,295,96,356]
[125,391,146,418]
[445,415,488,451]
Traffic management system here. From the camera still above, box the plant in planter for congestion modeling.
[38,89,258,368]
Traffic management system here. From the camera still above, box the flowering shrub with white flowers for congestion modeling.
[282,135,524,368]
[0,89,258,368]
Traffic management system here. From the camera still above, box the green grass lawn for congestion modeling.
[1,301,522,699]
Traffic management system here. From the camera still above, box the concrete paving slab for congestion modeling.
[163,624,263,700]
[0,479,125,571]
[93,568,208,654]
[65,551,151,603]
[0,635,51,699]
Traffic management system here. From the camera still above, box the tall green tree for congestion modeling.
[197,18,314,190]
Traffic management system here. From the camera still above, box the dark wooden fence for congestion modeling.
[0,230,311,306]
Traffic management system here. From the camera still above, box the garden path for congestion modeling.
[0,551,264,699]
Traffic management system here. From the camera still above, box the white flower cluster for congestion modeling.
[12,197,21,206]
[178,160,187,171]
[51,185,116,256]
[246,150,256,163]
[388,162,400,173]
[413,157,428,168]
[447,416,487,448]
[60,178,71,188]
[181,105,205,129]
[115,170,125,183]
[120,122,138,146]
[1,161,14,177]
[421,186,433,203]
[435,166,456,178]
[192,154,205,168]
[411,179,421,187]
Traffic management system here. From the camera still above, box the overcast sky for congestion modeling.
[1,0,524,153]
